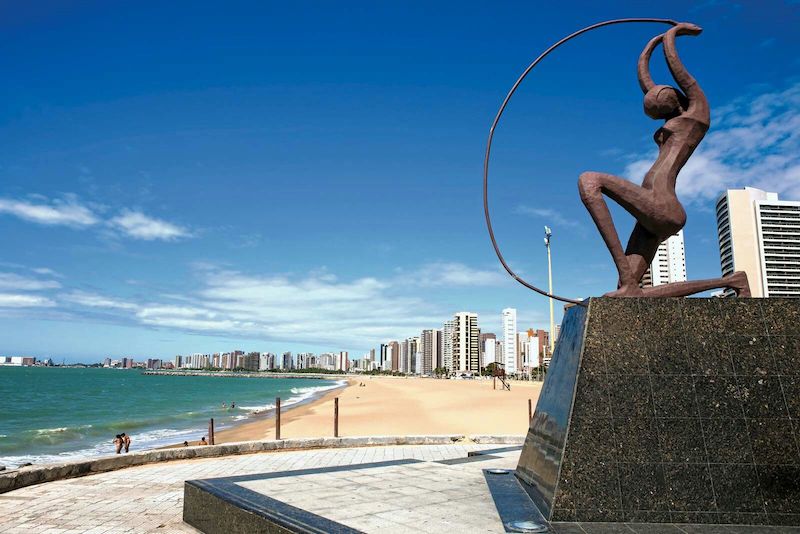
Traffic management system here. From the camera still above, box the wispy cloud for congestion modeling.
[514,206,580,228]
[0,272,61,291]
[624,81,800,205]
[0,196,99,227]
[0,194,192,242]
[31,267,62,278]
[108,210,192,241]
[0,293,56,308]
[58,263,490,348]
[395,262,507,288]
[60,291,138,310]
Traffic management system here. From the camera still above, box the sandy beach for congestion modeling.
[211,376,542,443]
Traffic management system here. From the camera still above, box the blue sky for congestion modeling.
[0,0,798,362]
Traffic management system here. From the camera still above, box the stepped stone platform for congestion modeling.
[516,297,800,527]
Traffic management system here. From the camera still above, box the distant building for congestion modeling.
[420,329,441,375]
[480,332,497,367]
[379,343,389,371]
[717,187,800,297]
[502,308,517,374]
[403,337,419,374]
[453,312,480,374]
[336,351,349,372]
[483,337,496,368]
[0,356,35,366]
[390,341,400,372]
[240,352,259,371]
[259,352,273,371]
[641,230,687,288]
[281,352,293,371]
[442,320,455,373]
[517,332,529,372]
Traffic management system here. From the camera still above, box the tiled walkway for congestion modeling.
[0,443,508,533]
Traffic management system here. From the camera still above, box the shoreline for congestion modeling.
[163,378,353,447]
[142,370,349,380]
[179,376,543,443]
[0,375,349,468]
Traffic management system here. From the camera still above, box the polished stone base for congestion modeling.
[516,297,800,526]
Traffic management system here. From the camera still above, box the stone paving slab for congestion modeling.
[0,443,501,533]
[234,452,519,533]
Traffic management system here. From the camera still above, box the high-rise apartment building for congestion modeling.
[479,333,495,366]
[420,329,441,375]
[483,337,496,367]
[453,312,480,373]
[336,351,348,371]
[502,308,517,374]
[641,230,687,288]
[442,320,455,373]
[717,187,800,297]
[389,341,400,371]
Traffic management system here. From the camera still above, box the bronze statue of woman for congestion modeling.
[577,21,750,297]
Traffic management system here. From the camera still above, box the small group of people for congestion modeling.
[181,436,209,447]
[221,401,236,410]
[112,433,131,454]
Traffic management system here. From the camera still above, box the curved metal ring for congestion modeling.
[483,18,678,306]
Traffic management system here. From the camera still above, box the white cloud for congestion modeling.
[0,196,99,227]
[31,267,62,278]
[0,293,56,308]
[624,81,800,205]
[61,291,138,310]
[398,262,507,287]
[108,210,191,241]
[514,206,580,228]
[0,194,192,242]
[60,265,456,348]
[0,272,61,291]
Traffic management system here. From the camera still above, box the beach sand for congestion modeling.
[211,376,542,443]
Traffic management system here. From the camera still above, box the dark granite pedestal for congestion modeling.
[511,297,800,528]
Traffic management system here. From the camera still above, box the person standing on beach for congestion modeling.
[121,433,131,453]
[113,434,123,454]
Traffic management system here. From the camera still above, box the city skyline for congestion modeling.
[0,2,798,362]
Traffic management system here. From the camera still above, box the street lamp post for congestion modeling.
[544,226,555,355]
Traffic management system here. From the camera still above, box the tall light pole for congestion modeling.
[544,226,555,354]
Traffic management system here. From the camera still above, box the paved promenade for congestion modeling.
[0,443,508,533]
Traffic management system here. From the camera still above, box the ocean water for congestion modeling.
[0,367,343,468]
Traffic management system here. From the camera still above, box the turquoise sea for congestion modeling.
[0,367,342,468]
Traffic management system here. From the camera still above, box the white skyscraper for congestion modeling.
[442,320,455,373]
[641,230,687,287]
[717,187,800,297]
[483,337,496,367]
[502,308,517,375]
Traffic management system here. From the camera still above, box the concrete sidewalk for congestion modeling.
[0,443,507,533]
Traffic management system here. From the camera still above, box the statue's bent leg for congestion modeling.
[642,271,751,298]
[579,171,656,294]
[625,222,662,286]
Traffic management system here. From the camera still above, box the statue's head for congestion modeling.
[644,85,686,119]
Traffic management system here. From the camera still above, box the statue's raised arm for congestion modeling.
[637,33,664,93]
[663,22,708,120]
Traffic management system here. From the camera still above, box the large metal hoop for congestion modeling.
[483,18,678,306]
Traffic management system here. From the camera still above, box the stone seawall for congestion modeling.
[0,434,524,494]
